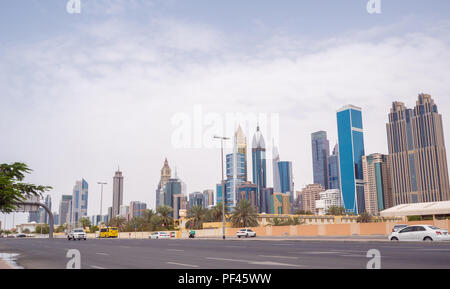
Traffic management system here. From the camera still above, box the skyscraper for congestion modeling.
[189,192,204,208]
[112,169,124,218]
[252,126,267,213]
[164,177,182,217]
[311,131,330,190]
[156,158,171,208]
[71,179,88,225]
[129,201,147,218]
[235,125,248,181]
[362,153,393,215]
[225,152,246,208]
[337,105,366,214]
[202,189,214,208]
[386,94,450,205]
[272,142,281,193]
[59,195,72,225]
[328,144,341,190]
[40,195,52,224]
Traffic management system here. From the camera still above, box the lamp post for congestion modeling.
[97,182,107,225]
[213,135,230,240]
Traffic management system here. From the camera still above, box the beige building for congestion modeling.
[300,184,325,214]
[386,94,450,205]
[235,125,248,181]
[156,158,171,208]
[271,192,291,214]
[362,153,393,215]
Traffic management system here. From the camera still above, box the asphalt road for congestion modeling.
[0,238,449,269]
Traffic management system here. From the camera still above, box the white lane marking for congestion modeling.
[89,265,106,269]
[167,262,199,268]
[167,249,184,252]
[206,257,303,268]
[415,248,450,251]
[96,253,109,256]
[258,255,298,259]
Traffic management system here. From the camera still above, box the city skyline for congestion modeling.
[2,1,450,226]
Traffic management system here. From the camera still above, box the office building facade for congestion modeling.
[252,126,267,213]
[112,169,124,218]
[328,144,340,190]
[337,105,366,214]
[312,131,330,190]
[387,94,450,205]
[71,179,88,225]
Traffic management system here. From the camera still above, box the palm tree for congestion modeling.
[78,217,91,229]
[326,206,347,216]
[187,205,206,229]
[357,212,372,223]
[109,216,127,230]
[156,205,173,229]
[230,200,259,228]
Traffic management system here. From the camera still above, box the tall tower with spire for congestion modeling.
[252,126,267,213]
[112,168,124,218]
[235,125,248,181]
[156,158,171,208]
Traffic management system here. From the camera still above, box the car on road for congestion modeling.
[237,229,256,238]
[389,225,449,242]
[391,224,408,232]
[149,232,170,239]
[68,228,87,241]
[14,233,27,238]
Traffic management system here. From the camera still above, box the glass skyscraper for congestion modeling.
[337,105,366,214]
[252,126,267,213]
[71,179,88,225]
[328,144,340,190]
[311,131,330,190]
[278,161,294,211]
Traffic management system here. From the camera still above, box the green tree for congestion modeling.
[295,209,314,215]
[108,216,127,230]
[230,200,259,228]
[326,206,347,216]
[357,212,372,223]
[186,205,207,230]
[78,217,91,228]
[0,163,52,213]
[22,228,30,234]
[156,205,174,230]
[89,225,99,233]
[55,224,66,233]
[206,202,229,222]
[34,224,50,234]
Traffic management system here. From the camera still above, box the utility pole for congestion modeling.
[214,135,230,240]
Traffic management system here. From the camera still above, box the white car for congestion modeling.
[237,229,256,238]
[149,232,170,239]
[389,225,449,242]
[68,228,87,240]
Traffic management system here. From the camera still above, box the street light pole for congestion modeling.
[214,135,230,240]
[97,182,107,225]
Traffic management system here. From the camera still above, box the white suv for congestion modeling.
[237,229,256,238]
[68,228,87,241]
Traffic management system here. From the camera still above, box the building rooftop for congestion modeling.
[380,201,450,217]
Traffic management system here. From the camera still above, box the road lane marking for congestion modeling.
[206,257,303,268]
[89,265,106,269]
[167,262,199,268]
[167,249,184,252]
[96,253,109,256]
[258,255,298,259]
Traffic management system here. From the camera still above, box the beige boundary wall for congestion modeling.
[83,220,449,239]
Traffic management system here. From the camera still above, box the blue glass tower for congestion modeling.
[252,126,267,213]
[225,152,246,208]
[337,105,366,214]
[311,131,330,190]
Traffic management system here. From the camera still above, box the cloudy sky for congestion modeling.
[1,0,450,228]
